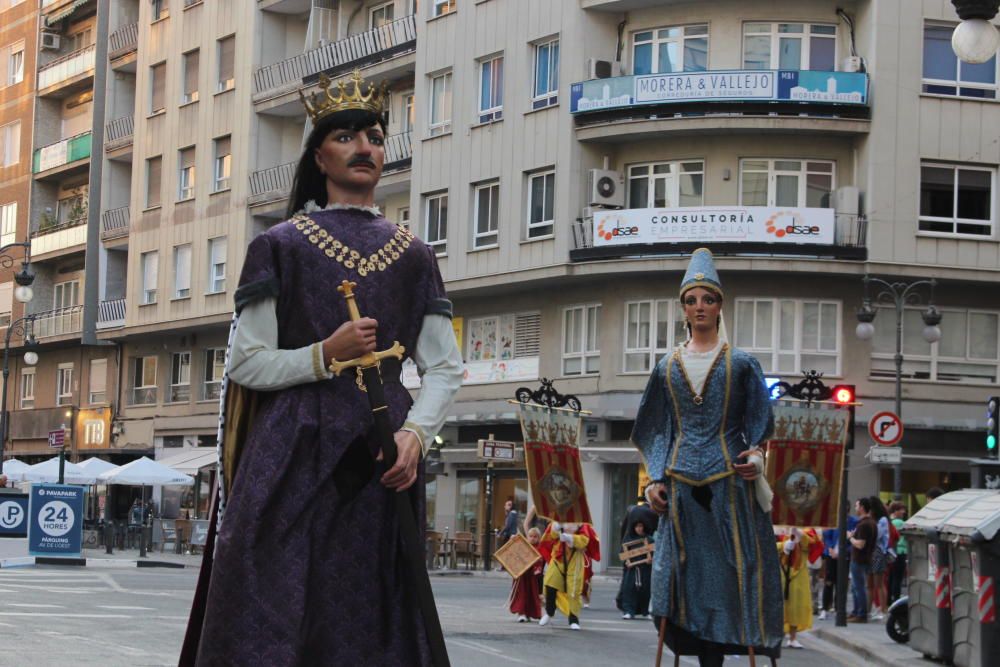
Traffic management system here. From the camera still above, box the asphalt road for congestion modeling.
[0,566,856,666]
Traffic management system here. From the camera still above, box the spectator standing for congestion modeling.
[848,497,876,622]
[887,502,908,604]
[867,496,891,621]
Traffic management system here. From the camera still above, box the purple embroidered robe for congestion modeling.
[193,209,449,666]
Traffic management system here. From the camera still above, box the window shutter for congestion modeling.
[184,50,199,97]
[218,36,235,86]
[175,245,191,293]
[147,156,162,207]
[90,358,107,396]
[0,281,12,316]
[151,63,165,112]
[515,313,541,357]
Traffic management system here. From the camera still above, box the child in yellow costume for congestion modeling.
[537,522,594,630]
[777,527,818,649]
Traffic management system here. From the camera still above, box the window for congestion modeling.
[739,159,834,208]
[623,300,687,373]
[742,22,836,71]
[146,155,162,208]
[533,39,559,108]
[628,161,705,208]
[173,244,192,298]
[2,41,24,87]
[563,304,601,376]
[399,207,410,229]
[0,202,16,247]
[735,298,841,375]
[478,55,504,122]
[57,363,74,406]
[402,93,415,133]
[919,163,994,237]
[19,368,34,409]
[178,146,195,201]
[207,237,226,293]
[214,135,231,191]
[130,356,157,405]
[151,0,168,21]
[370,1,394,28]
[424,193,448,249]
[467,313,541,361]
[203,348,225,400]
[88,358,107,404]
[169,351,191,402]
[429,71,452,136]
[0,121,19,167]
[633,25,708,75]
[140,251,158,304]
[217,36,235,93]
[53,280,80,309]
[0,282,9,328]
[432,0,455,18]
[526,170,554,238]
[923,23,998,99]
[872,307,1000,384]
[150,62,166,114]
[473,181,499,248]
[56,189,87,225]
[182,49,199,104]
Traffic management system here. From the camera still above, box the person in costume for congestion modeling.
[508,527,544,622]
[631,248,783,666]
[182,70,463,666]
[617,504,657,619]
[776,527,818,648]
[537,522,594,630]
[581,522,601,608]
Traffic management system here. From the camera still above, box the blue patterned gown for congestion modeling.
[631,343,783,651]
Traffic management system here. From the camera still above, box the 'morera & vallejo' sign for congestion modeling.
[592,206,835,247]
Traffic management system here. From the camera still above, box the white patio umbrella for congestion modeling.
[77,457,119,476]
[2,458,30,482]
[23,456,97,485]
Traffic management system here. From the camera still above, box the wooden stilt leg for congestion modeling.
[655,616,667,667]
[747,646,757,667]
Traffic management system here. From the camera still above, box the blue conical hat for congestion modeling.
[679,247,723,298]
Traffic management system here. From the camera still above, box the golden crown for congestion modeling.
[299,69,388,122]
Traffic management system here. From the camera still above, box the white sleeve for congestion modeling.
[228,297,331,391]
[401,314,463,456]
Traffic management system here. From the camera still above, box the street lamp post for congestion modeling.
[855,275,942,499]
[0,315,39,463]
[0,237,35,466]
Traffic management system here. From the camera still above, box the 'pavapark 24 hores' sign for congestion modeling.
[592,206,836,247]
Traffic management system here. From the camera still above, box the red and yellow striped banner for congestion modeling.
[518,403,592,525]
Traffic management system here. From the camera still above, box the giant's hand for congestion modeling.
[734,448,764,481]
[379,430,421,492]
[645,482,669,514]
[322,317,378,365]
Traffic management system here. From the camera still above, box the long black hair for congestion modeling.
[285,109,387,219]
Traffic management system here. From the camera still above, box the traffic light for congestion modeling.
[831,385,855,405]
[987,396,999,459]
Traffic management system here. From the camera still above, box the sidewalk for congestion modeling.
[807,614,935,667]
[0,536,201,568]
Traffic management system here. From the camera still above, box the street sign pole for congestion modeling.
[58,446,65,485]
[484,461,494,571]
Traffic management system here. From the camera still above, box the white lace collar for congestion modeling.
[680,337,724,359]
[297,200,382,217]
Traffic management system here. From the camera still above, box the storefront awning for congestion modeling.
[45,0,91,27]
[155,449,217,475]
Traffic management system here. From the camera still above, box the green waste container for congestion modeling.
[940,492,1000,667]
[902,490,995,662]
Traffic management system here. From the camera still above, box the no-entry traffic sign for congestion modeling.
[869,411,904,446]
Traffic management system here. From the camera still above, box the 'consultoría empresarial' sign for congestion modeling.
[592,206,835,247]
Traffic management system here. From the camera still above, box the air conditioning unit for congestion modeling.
[587,169,625,208]
[588,58,614,80]
[40,32,60,51]
[841,56,862,73]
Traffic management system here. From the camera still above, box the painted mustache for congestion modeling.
[348,157,376,168]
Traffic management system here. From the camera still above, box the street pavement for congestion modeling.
[0,561,885,666]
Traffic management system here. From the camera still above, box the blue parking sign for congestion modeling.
[0,495,28,536]
[28,484,83,557]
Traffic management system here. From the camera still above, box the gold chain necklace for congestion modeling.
[293,215,413,277]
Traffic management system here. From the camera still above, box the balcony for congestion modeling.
[97,298,125,330]
[570,70,870,141]
[109,22,138,63]
[248,161,295,207]
[33,131,91,177]
[31,218,87,257]
[33,305,84,339]
[37,44,96,96]
[569,206,867,262]
[252,14,416,100]
[101,207,129,241]
[105,115,134,155]
[384,131,412,174]
[42,0,93,26]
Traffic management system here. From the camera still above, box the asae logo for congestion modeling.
[596,216,640,242]
[765,211,820,238]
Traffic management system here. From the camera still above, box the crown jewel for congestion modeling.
[299,69,388,122]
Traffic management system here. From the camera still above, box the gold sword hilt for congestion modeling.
[328,280,405,379]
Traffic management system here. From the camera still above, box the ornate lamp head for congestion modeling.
[298,69,388,123]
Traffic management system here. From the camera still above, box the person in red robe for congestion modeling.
[508,527,544,622]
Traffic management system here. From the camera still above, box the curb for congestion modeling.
[811,625,924,667]
[0,556,192,569]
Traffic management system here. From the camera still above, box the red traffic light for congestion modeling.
[832,385,855,404]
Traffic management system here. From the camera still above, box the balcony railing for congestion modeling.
[248,161,296,206]
[109,23,139,60]
[97,298,126,330]
[384,131,412,173]
[33,305,84,339]
[253,14,416,97]
[33,131,91,173]
[569,206,868,262]
[105,115,134,151]
[101,207,130,240]
[38,44,96,91]
[31,217,87,256]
